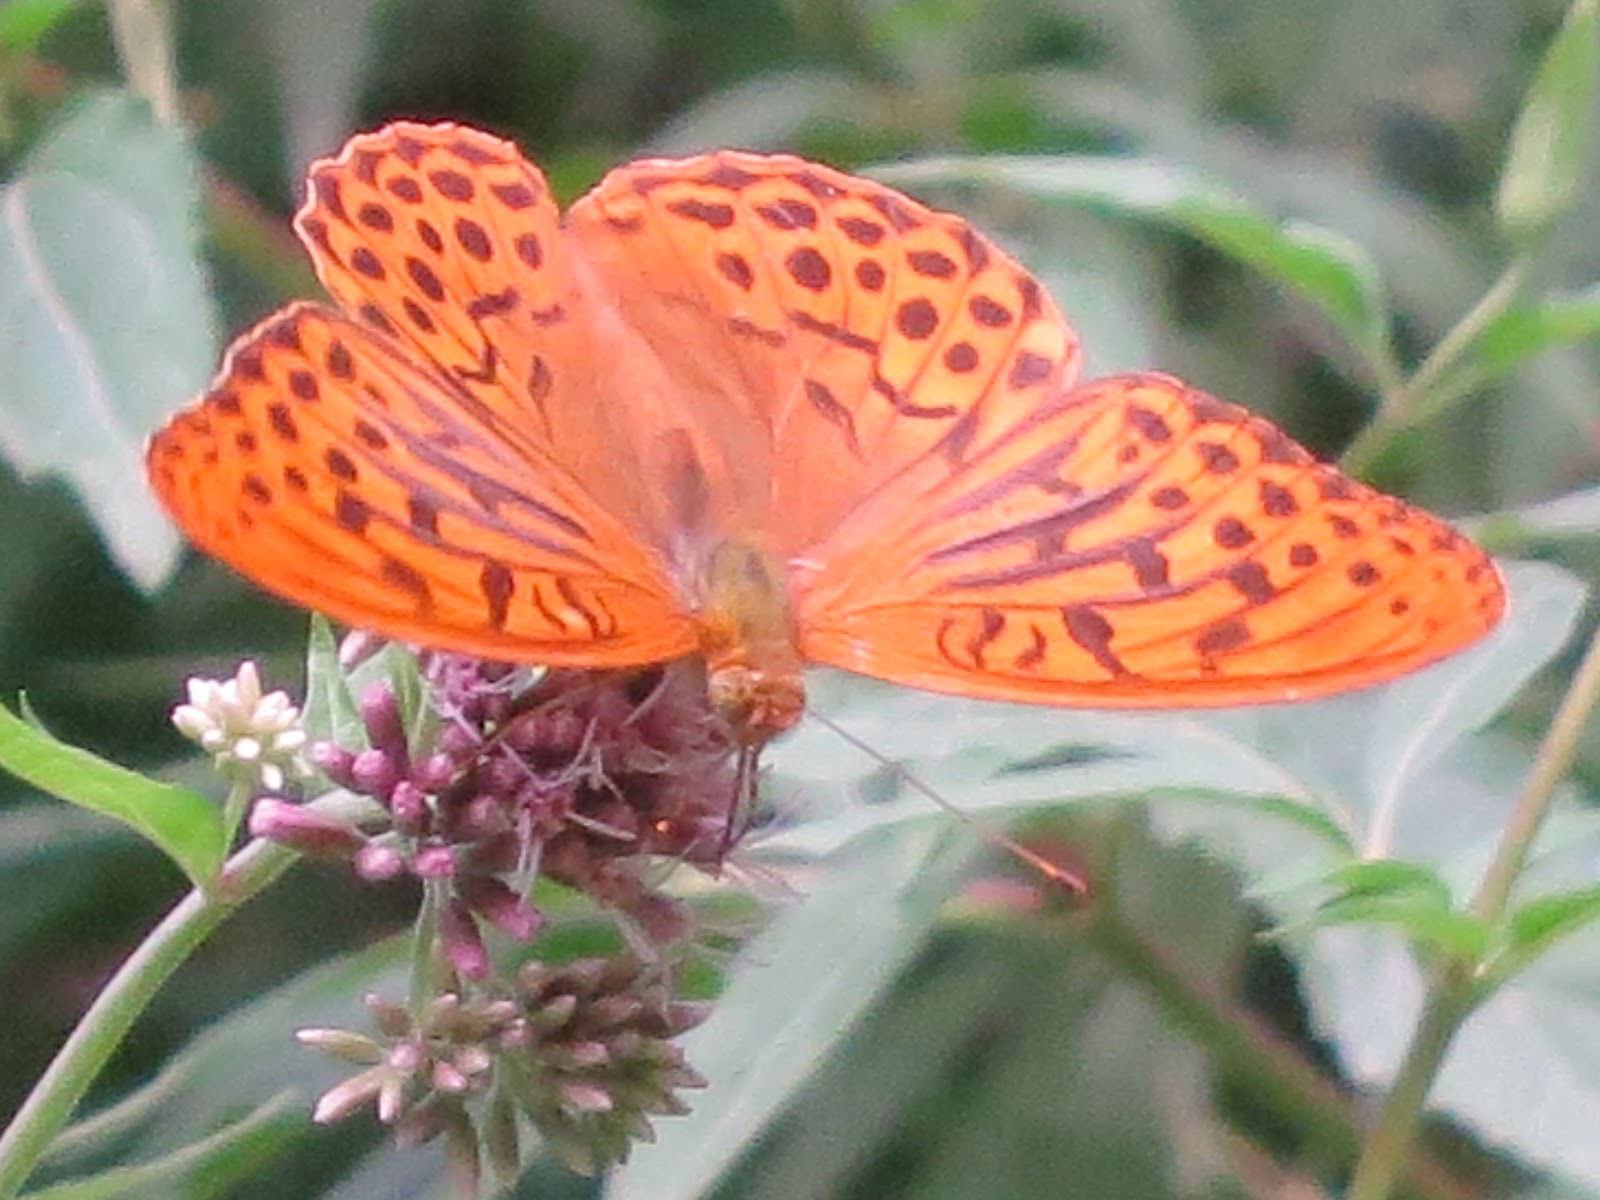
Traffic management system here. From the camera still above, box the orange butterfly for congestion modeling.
[147,121,1506,744]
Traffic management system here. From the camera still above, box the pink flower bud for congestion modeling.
[354,842,407,881]
[458,793,512,840]
[248,798,364,859]
[311,1067,387,1123]
[412,752,459,791]
[412,844,457,878]
[439,723,480,759]
[309,742,357,788]
[359,682,407,757]
[351,748,399,797]
[439,903,489,980]
[388,780,428,832]
[463,877,542,940]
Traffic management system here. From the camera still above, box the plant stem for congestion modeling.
[1341,258,1532,476]
[0,837,298,1200]
[1090,905,1474,1200]
[221,777,252,846]
[105,0,180,123]
[1342,617,1600,1200]
[1342,972,1478,1200]
[1473,618,1600,922]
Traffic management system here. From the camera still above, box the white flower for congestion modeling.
[171,660,310,790]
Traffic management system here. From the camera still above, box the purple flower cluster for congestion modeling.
[301,954,711,1182]
[251,655,743,973]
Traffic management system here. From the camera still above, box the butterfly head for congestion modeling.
[705,663,805,744]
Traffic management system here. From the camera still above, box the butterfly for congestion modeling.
[147,121,1506,745]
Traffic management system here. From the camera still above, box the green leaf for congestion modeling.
[1305,916,1600,1190]
[41,938,413,1198]
[1317,858,1455,903]
[1478,483,1600,546]
[1496,0,1600,242]
[608,826,978,1200]
[1287,894,1488,961]
[299,615,363,750]
[877,154,1392,363]
[0,90,218,590]
[0,0,82,52]
[1468,284,1600,377]
[0,703,225,885]
[20,1095,299,1200]
[1500,885,1600,973]
[747,845,1238,1200]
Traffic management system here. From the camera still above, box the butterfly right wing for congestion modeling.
[147,303,697,666]
[794,372,1505,706]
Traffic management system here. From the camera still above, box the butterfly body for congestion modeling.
[147,122,1506,740]
[691,539,807,739]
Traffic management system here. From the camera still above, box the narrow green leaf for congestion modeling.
[1496,0,1600,242]
[1290,895,1488,961]
[877,155,1391,362]
[19,1094,299,1200]
[1468,285,1600,376]
[1506,886,1600,960]
[0,703,225,885]
[1319,859,1454,905]
[1481,483,1600,545]
[0,90,218,590]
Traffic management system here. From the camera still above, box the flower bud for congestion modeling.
[439,903,489,980]
[412,844,457,879]
[354,842,408,881]
[351,748,400,797]
[248,798,364,859]
[360,682,407,756]
[309,741,357,788]
[462,877,542,940]
[388,780,429,831]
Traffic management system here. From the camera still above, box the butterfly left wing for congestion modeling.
[148,303,697,666]
[794,373,1505,707]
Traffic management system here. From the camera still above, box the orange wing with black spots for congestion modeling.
[567,153,1084,551]
[147,303,695,666]
[795,373,1504,705]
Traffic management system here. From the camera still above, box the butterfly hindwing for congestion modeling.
[796,373,1505,706]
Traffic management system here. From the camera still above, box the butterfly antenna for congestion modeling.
[809,710,1088,896]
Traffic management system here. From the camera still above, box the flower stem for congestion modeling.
[1343,617,1600,1200]
[0,837,298,1200]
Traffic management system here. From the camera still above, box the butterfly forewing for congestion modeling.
[796,373,1505,706]
[146,303,696,666]
[568,153,1084,551]
[295,123,578,458]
